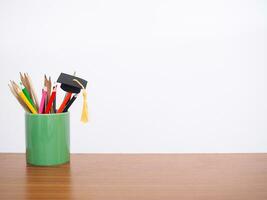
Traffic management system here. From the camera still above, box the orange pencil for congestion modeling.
[57,92,72,113]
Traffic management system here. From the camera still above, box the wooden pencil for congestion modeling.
[17,88,37,114]
[8,83,30,112]
[57,92,72,113]
[25,73,39,110]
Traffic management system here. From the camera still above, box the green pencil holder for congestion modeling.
[25,112,70,166]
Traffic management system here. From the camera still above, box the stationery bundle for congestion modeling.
[8,72,88,123]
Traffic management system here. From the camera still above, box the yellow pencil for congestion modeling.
[18,89,37,114]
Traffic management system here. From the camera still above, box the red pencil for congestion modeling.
[45,86,57,114]
[57,92,72,113]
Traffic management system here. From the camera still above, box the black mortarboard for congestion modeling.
[57,73,87,93]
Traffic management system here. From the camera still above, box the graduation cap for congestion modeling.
[57,72,89,123]
[57,73,87,93]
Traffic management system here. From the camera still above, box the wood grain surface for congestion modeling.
[0,153,267,200]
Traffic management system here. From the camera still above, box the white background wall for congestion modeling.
[0,0,266,153]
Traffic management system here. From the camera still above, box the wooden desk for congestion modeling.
[0,154,266,199]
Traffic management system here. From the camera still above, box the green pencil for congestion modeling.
[20,82,36,109]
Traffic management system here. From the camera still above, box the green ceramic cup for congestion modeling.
[25,112,70,166]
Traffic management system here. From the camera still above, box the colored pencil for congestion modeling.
[63,94,77,112]
[20,83,35,108]
[57,92,72,113]
[45,85,57,114]
[39,87,47,114]
[17,89,37,114]
[53,95,57,113]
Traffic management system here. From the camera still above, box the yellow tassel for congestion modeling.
[80,89,89,123]
[73,79,89,123]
